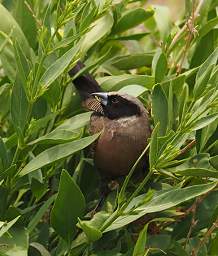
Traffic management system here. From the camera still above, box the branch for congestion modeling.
[192,217,218,256]
[167,0,204,54]
[178,140,196,157]
[184,198,198,249]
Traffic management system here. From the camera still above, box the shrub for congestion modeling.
[0,0,217,255]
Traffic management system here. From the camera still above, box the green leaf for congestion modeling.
[27,113,57,140]
[188,90,217,128]
[28,112,91,145]
[174,168,218,178]
[14,41,30,87]
[113,7,154,34]
[147,234,171,252]
[198,17,218,40]
[149,123,159,169]
[194,65,214,99]
[136,183,217,212]
[28,129,81,145]
[30,178,48,201]
[152,84,168,136]
[82,211,109,230]
[0,216,20,237]
[28,194,56,234]
[178,84,189,124]
[80,12,113,54]
[209,233,218,256]
[30,242,51,256]
[193,47,218,98]
[19,133,100,176]
[190,29,217,69]
[0,3,30,56]
[167,83,173,130]
[152,48,167,83]
[198,0,214,24]
[153,5,171,39]
[99,74,155,91]
[133,224,148,256]
[10,75,29,142]
[39,44,80,91]
[118,84,147,97]
[78,219,102,242]
[110,32,149,41]
[0,31,16,81]
[198,118,218,152]
[185,0,192,17]
[210,156,218,170]
[192,113,218,131]
[42,81,61,110]
[0,137,9,171]
[51,170,85,243]
[108,52,154,70]
[0,83,11,120]
[0,3,31,81]
[0,165,17,182]
[105,182,217,232]
[0,228,28,256]
[12,0,37,49]
[56,112,91,130]
[79,3,96,32]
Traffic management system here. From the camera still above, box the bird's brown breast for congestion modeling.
[89,111,151,177]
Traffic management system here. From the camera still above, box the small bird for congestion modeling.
[69,62,151,177]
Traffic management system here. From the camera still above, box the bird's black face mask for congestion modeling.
[91,92,141,119]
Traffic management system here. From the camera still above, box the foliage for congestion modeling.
[0,0,217,255]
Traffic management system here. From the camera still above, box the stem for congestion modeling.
[100,145,152,233]
[11,145,20,165]
[184,198,198,249]
[99,209,120,232]
[100,171,153,233]
[176,30,192,74]
[118,143,150,204]
[125,170,153,206]
[192,217,218,256]
[167,0,204,54]
[178,140,196,157]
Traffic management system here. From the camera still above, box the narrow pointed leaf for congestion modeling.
[11,75,29,140]
[105,182,217,232]
[152,48,167,83]
[113,8,154,34]
[152,84,168,136]
[99,74,155,91]
[19,133,100,176]
[149,123,159,169]
[78,219,102,242]
[133,224,149,256]
[51,170,85,243]
[80,13,113,54]
[39,44,80,90]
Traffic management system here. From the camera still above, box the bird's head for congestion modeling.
[89,92,141,119]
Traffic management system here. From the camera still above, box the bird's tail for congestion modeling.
[69,61,102,100]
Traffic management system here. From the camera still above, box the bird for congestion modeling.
[69,61,151,177]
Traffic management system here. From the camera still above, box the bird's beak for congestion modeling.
[91,92,108,106]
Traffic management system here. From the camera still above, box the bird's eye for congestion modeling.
[111,97,119,104]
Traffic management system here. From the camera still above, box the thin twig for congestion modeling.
[184,198,198,249]
[24,1,42,27]
[176,0,198,74]
[192,217,218,256]
[178,140,196,157]
[167,0,204,54]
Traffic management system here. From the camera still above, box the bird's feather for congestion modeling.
[69,61,102,100]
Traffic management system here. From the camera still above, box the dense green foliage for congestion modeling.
[0,0,217,255]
